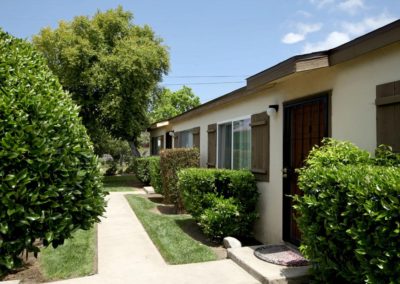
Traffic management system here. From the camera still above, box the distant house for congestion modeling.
[148,20,400,245]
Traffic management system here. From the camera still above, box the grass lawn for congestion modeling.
[103,174,142,192]
[40,227,96,280]
[125,194,217,264]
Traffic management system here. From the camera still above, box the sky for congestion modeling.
[0,0,399,103]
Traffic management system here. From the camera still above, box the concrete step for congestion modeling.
[228,245,310,284]
[143,186,155,194]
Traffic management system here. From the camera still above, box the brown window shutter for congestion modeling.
[192,127,200,149]
[251,112,270,181]
[207,124,217,168]
[160,135,164,150]
[376,81,400,152]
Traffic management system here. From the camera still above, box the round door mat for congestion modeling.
[254,245,309,267]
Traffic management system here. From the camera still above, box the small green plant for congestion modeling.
[160,148,200,211]
[178,168,258,239]
[295,139,400,283]
[0,29,106,274]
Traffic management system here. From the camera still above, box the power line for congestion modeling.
[166,75,250,78]
[160,81,245,86]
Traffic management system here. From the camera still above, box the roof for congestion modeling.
[149,19,400,130]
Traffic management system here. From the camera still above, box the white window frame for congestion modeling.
[216,115,251,170]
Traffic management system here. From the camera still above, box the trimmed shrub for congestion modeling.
[295,139,400,283]
[148,157,162,194]
[132,158,151,184]
[0,30,107,274]
[179,168,259,239]
[160,148,199,211]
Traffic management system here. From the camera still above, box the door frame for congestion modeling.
[282,91,331,245]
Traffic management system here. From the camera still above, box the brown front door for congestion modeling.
[283,93,330,245]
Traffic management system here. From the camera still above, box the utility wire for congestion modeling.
[161,81,245,86]
[166,75,250,78]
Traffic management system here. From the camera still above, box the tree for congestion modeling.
[0,29,106,273]
[97,134,132,165]
[150,86,200,123]
[32,6,169,154]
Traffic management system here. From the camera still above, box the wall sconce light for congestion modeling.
[168,131,174,137]
[267,104,279,116]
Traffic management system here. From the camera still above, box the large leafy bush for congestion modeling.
[160,148,199,211]
[0,30,107,274]
[179,168,259,239]
[295,139,400,283]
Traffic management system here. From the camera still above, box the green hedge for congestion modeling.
[148,157,162,194]
[160,148,199,211]
[295,139,400,283]
[178,168,258,239]
[129,157,162,193]
[0,29,106,274]
[132,158,151,184]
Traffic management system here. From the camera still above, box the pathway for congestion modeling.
[52,192,260,284]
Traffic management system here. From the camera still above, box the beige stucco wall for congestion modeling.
[150,42,400,244]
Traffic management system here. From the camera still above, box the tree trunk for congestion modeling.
[129,141,141,157]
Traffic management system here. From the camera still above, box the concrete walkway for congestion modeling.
[52,192,260,284]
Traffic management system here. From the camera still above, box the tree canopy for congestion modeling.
[150,86,200,123]
[33,6,169,150]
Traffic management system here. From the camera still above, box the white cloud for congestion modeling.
[301,13,396,53]
[309,0,335,8]
[298,23,322,34]
[303,31,350,53]
[282,33,305,44]
[296,10,313,18]
[338,0,365,14]
[282,23,322,44]
[342,13,397,36]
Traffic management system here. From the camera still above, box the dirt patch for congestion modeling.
[151,204,177,215]
[2,253,46,284]
[145,193,165,204]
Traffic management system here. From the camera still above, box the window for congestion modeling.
[217,118,251,170]
[180,130,194,148]
[376,80,400,152]
[218,122,232,168]
[208,112,270,181]
[233,118,251,169]
[151,135,163,155]
[174,127,200,149]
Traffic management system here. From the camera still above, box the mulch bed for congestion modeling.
[1,252,46,284]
